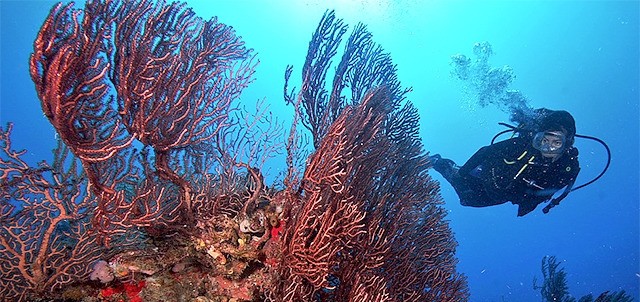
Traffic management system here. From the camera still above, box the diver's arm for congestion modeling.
[458,138,522,176]
[458,145,491,176]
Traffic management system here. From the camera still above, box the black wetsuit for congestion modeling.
[434,136,580,216]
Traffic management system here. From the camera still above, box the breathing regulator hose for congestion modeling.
[570,133,611,192]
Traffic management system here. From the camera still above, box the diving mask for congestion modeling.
[532,131,566,154]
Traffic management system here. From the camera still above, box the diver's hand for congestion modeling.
[542,205,551,214]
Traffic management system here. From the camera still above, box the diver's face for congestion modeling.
[541,132,564,151]
[532,131,566,160]
[536,131,565,159]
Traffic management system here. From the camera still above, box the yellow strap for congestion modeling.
[517,151,528,160]
[504,151,528,165]
[514,155,536,179]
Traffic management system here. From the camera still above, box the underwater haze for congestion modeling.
[1,0,638,301]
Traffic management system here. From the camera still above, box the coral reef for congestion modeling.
[278,11,467,301]
[534,256,634,302]
[534,256,572,301]
[2,1,467,301]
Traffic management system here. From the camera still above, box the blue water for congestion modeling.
[1,1,638,301]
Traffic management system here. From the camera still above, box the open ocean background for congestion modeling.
[1,1,638,301]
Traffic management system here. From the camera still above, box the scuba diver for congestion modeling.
[430,108,592,216]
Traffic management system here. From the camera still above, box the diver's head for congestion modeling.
[539,110,576,144]
[533,110,576,159]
